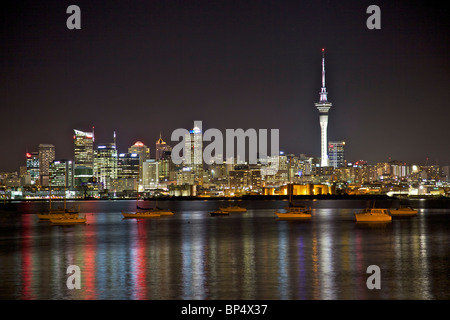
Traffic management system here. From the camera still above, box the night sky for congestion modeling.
[1,0,449,172]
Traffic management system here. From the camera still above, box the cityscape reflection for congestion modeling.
[0,200,448,300]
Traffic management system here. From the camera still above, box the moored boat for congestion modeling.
[219,205,247,213]
[354,208,392,222]
[38,212,78,220]
[122,211,161,219]
[50,214,87,225]
[275,206,312,220]
[210,210,230,216]
[390,205,418,216]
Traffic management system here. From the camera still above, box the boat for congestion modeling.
[219,205,247,213]
[354,208,392,222]
[137,205,174,216]
[39,186,80,220]
[275,184,312,220]
[275,206,312,220]
[50,214,87,225]
[210,210,230,216]
[390,205,418,216]
[122,211,161,219]
[38,212,78,220]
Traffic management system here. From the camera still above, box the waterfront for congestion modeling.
[0,199,448,300]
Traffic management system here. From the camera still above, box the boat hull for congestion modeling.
[50,218,86,225]
[38,213,78,220]
[157,211,174,216]
[122,212,160,218]
[210,211,230,216]
[355,214,392,222]
[276,212,312,219]
[219,207,247,213]
[390,209,418,216]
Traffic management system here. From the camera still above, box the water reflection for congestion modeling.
[0,201,448,299]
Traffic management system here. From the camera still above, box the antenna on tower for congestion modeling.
[92,126,95,142]
[113,131,117,148]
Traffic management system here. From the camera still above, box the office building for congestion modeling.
[94,143,118,190]
[328,141,345,168]
[73,129,94,168]
[155,133,172,160]
[184,126,203,185]
[38,144,55,186]
[26,152,39,184]
[142,159,159,190]
[49,160,74,187]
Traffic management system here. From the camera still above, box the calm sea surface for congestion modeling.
[0,199,448,300]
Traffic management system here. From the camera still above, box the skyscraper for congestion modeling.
[128,141,150,161]
[155,133,172,160]
[185,125,203,185]
[73,129,94,186]
[94,143,118,190]
[49,160,74,187]
[328,141,345,169]
[73,129,94,168]
[315,48,332,167]
[26,151,39,184]
[38,144,55,186]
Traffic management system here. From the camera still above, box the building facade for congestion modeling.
[328,141,345,169]
[94,143,118,190]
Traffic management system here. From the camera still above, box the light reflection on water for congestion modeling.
[0,199,449,299]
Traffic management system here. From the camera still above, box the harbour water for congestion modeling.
[0,199,448,300]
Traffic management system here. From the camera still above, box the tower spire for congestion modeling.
[320,48,328,102]
[315,48,332,167]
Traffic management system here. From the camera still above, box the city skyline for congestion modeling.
[1,1,449,172]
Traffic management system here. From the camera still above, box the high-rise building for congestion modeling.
[73,129,94,186]
[49,160,74,187]
[155,133,172,160]
[315,48,333,167]
[94,143,118,190]
[118,153,140,179]
[184,126,203,184]
[38,144,55,186]
[26,152,39,184]
[328,141,345,169]
[128,141,150,162]
[142,159,159,190]
[128,141,150,183]
[74,129,94,168]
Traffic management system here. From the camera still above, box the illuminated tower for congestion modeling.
[184,125,203,185]
[315,48,332,167]
[73,128,94,186]
[73,129,94,168]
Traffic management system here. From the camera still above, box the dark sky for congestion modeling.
[1,0,449,172]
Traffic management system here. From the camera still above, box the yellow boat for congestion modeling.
[390,205,418,216]
[122,211,161,219]
[210,210,230,216]
[355,208,392,222]
[275,206,312,220]
[136,206,174,216]
[38,212,78,220]
[50,214,87,225]
[219,205,247,213]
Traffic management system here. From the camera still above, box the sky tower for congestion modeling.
[315,48,332,167]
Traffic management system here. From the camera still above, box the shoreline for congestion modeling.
[2,194,450,202]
